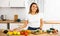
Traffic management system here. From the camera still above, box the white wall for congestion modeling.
[44,0,60,21]
[0,7,26,20]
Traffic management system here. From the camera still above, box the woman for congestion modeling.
[19,2,44,30]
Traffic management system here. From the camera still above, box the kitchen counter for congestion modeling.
[0,20,60,24]
[45,21,60,24]
[0,31,60,36]
[0,20,24,23]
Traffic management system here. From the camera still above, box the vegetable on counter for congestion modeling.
[2,28,58,36]
[46,28,58,34]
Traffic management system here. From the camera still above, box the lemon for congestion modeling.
[7,31,13,35]
[13,31,17,35]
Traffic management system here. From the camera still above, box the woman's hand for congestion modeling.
[13,28,20,31]
[13,20,28,31]
[40,28,42,30]
[13,27,23,31]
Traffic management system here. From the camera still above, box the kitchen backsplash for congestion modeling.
[0,7,26,20]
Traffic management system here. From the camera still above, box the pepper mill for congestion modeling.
[14,15,18,22]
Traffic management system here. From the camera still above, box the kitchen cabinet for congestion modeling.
[0,0,25,7]
[42,24,60,31]
[0,0,9,7]
[42,24,53,30]
[10,0,25,7]
[0,23,7,30]
[10,23,25,30]
[42,24,52,30]
[53,24,60,31]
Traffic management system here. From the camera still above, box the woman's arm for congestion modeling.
[18,20,28,28]
[13,20,28,31]
[22,20,28,28]
[40,18,44,30]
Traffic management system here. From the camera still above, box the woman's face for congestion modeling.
[31,4,37,13]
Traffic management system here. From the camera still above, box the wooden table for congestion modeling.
[0,31,60,36]
[0,33,59,36]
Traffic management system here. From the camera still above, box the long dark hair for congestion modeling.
[29,2,39,14]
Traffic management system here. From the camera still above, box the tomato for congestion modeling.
[20,31,25,35]
[24,31,28,36]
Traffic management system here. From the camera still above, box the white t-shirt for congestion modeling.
[25,13,44,28]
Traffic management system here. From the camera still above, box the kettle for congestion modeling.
[1,15,7,21]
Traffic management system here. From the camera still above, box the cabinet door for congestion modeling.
[53,24,60,31]
[10,0,25,7]
[0,23,7,30]
[10,23,24,30]
[42,24,52,30]
[0,0,9,7]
